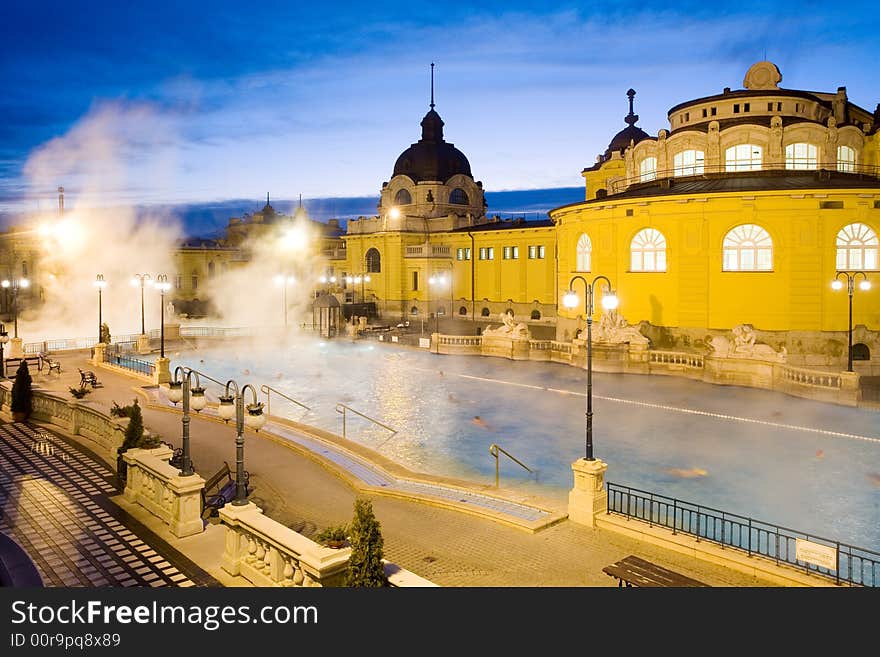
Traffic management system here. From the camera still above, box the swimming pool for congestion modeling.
[171,336,880,551]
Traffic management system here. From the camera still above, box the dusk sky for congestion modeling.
[2,0,878,225]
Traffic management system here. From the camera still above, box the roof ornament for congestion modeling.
[624,89,639,127]
[743,61,781,90]
[430,62,435,110]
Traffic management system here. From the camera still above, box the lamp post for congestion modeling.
[0,323,8,378]
[563,275,618,461]
[831,271,871,372]
[344,273,371,304]
[428,271,449,348]
[216,379,266,505]
[155,274,170,358]
[93,275,106,344]
[131,274,151,335]
[2,277,30,339]
[165,366,208,477]
[274,274,295,327]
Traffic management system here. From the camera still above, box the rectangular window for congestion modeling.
[528,245,545,259]
[464,247,471,260]
[175,275,182,290]
[819,201,844,209]
[538,245,545,259]
[412,271,419,290]
[626,209,634,216]
[512,246,519,259]
[191,275,198,291]
[702,108,707,118]
[767,102,774,111]
[743,103,750,112]
[710,107,717,116]
[777,102,782,111]
[487,247,494,260]
[733,104,740,114]
[503,246,511,260]
[684,112,689,121]
[456,248,464,260]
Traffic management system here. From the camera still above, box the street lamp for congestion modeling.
[344,273,371,304]
[216,379,266,505]
[428,271,449,346]
[154,274,171,358]
[93,275,107,344]
[131,274,151,335]
[0,323,8,378]
[831,271,871,372]
[2,277,30,339]
[273,274,295,327]
[563,274,619,461]
[165,366,208,477]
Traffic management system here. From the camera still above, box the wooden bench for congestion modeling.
[602,555,710,587]
[40,354,62,375]
[79,368,101,388]
[201,462,250,517]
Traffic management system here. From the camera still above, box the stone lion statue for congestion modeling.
[592,309,649,345]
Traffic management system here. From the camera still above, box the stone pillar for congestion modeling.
[91,342,106,366]
[154,356,171,385]
[137,334,151,355]
[219,502,262,576]
[164,323,181,341]
[839,371,860,407]
[568,457,609,528]
[8,337,23,359]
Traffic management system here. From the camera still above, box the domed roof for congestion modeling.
[392,106,473,183]
[603,89,650,160]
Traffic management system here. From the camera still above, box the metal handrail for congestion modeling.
[489,443,532,488]
[260,384,311,417]
[334,403,397,444]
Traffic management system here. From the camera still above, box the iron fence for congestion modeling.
[102,350,155,377]
[607,482,879,587]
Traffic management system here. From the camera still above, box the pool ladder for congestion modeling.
[489,444,532,488]
[261,384,311,418]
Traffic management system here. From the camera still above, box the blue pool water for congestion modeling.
[171,337,880,551]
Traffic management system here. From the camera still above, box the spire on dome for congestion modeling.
[625,89,639,127]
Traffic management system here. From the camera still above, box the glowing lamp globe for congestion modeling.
[859,280,871,291]
[190,387,207,412]
[562,291,579,309]
[217,395,235,422]
[167,381,183,404]
[245,403,267,431]
[601,292,619,311]
[831,280,844,290]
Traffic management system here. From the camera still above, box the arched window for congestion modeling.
[576,233,592,272]
[458,306,467,316]
[630,228,667,272]
[725,144,762,171]
[395,189,412,205]
[723,224,773,271]
[437,306,446,316]
[673,150,705,176]
[837,145,856,173]
[410,306,419,315]
[449,188,469,205]
[639,157,657,182]
[365,248,381,273]
[530,309,541,320]
[852,343,870,361]
[481,307,490,317]
[836,223,879,270]
[785,143,818,170]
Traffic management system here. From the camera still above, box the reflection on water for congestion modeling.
[175,338,880,550]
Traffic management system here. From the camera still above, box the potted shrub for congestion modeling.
[69,386,91,399]
[10,360,33,422]
[344,498,389,587]
[314,523,349,549]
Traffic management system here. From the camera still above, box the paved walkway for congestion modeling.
[1,348,792,587]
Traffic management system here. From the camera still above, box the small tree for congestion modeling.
[345,497,388,587]
[119,399,145,453]
[10,360,33,420]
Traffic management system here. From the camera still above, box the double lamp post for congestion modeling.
[831,270,871,372]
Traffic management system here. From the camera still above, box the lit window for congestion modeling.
[576,234,591,272]
[630,228,667,272]
[479,247,494,260]
[639,157,657,182]
[528,245,545,259]
[456,247,471,261]
[725,144,762,171]
[503,246,512,259]
[502,246,519,260]
[785,143,818,170]
[673,150,705,176]
[836,223,878,270]
[837,145,856,173]
[722,224,773,271]
[365,248,381,273]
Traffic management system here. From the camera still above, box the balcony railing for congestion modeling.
[405,244,451,258]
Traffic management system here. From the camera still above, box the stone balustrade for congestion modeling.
[122,448,205,538]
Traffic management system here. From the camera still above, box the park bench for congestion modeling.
[40,354,62,375]
[201,461,250,517]
[602,555,710,587]
[78,368,101,388]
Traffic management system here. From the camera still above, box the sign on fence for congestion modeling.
[795,538,837,570]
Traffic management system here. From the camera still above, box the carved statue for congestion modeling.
[708,324,786,362]
[592,309,650,345]
[483,312,531,340]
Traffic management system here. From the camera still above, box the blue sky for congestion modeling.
[2,0,878,225]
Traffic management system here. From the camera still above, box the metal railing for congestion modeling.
[488,443,532,488]
[102,350,155,377]
[334,403,397,445]
[607,482,879,587]
[260,384,311,417]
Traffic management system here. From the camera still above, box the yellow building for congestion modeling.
[552,62,880,369]
[342,93,558,327]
